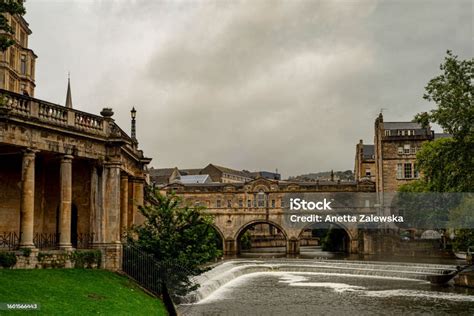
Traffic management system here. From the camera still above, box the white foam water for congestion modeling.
[362,289,474,302]
[181,259,458,304]
[288,281,365,292]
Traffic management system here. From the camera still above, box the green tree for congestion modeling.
[402,51,474,249]
[0,0,26,52]
[127,187,222,295]
[417,50,474,142]
[409,51,474,192]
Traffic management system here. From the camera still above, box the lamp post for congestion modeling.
[131,107,137,140]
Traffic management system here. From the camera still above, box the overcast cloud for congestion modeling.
[25,0,472,178]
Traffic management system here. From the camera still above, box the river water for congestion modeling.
[178,258,474,316]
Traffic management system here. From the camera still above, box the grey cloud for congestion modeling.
[26,0,472,178]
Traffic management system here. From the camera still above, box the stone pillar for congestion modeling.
[59,154,73,249]
[19,149,37,248]
[120,175,129,236]
[287,237,300,255]
[224,238,237,256]
[104,162,121,243]
[132,179,145,225]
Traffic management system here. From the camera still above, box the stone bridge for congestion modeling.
[162,178,387,256]
[0,89,151,270]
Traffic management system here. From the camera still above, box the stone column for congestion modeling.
[120,175,129,236]
[59,154,73,249]
[104,162,121,243]
[132,179,145,225]
[19,149,37,248]
[286,237,300,255]
[224,238,237,256]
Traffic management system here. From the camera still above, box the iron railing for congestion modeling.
[122,243,203,314]
[0,232,95,250]
[0,232,21,250]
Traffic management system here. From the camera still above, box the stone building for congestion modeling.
[0,11,36,96]
[374,113,433,192]
[161,178,377,256]
[354,140,375,182]
[0,89,151,270]
[200,164,254,183]
[149,163,279,186]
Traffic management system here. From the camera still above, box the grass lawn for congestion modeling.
[0,269,167,315]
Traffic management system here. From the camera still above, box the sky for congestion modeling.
[25,0,472,178]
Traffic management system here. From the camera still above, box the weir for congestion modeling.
[181,259,459,304]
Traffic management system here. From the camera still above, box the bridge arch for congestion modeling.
[298,221,353,253]
[234,219,289,255]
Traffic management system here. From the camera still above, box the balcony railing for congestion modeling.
[0,89,110,137]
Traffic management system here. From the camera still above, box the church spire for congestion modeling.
[65,72,73,108]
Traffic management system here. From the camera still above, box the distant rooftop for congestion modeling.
[362,145,375,159]
[178,174,211,184]
[383,122,424,130]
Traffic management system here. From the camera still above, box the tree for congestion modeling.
[0,1,26,52]
[417,50,474,142]
[402,51,474,248]
[127,187,222,295]
[410,51,474,192]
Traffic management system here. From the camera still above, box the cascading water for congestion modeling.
[181,259,460,304]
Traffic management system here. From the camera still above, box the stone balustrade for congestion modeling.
[1,89,109,137]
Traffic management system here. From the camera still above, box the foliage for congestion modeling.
[403,51,474,247]
[240,231,252,250]
[0,0,26,52]
[417,51,474,142]
[0,269,167,315]
[451,229,474,252]
[321,228,347,252]
[412,51,474,192]
[71,250,102,269]
[0,251,17,268]
[127,187,222,295]
[20,247,31,257]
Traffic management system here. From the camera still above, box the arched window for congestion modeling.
[257,191,266,208]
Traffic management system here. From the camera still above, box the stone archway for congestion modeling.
[298,222,354,254]
[234,220,289,256]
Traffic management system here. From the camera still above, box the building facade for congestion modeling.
[373,113,433,192]
[354,140,375,182]
[0,12,36,96]
[0,90,151,270]
[161,178,378,256]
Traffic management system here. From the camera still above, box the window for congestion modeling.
[30,59,35,77]
[403,144,410,154]
[9,77,15,91]
[216,200,221,208]
[227,200,232,208]
[271,199,275,208]
[280,199,285,208]
[257,191,266,208]
[365,169,371,176]
[247,199,251,208]
[9,48,15,68]
[20,31,26,46]
[398,147,403,154]
[384,130,391,136]
[20,54,26,75]
[238,199,243,208]
[410,146,416,154]
[397,163,403,179]
[414,164,419,178]
[404,163,412,179]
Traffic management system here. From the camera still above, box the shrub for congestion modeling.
[0,252,17,268]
